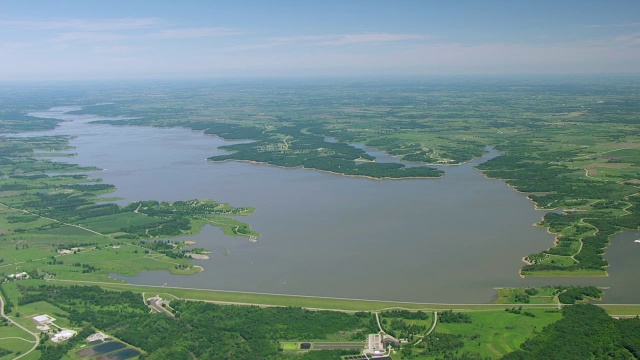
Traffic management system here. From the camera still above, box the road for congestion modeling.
[0,290,40,359]
[0,202,104,236]
[147,297,175,318]
[375,312,385,334]
[426,311,438,336]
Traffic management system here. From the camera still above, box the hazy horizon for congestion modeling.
[2,0,640,81]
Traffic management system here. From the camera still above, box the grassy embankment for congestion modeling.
[10,280,635,316]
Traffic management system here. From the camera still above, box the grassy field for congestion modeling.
[0,325,37,360]
[280,341,299,350]
[493,287,559,305]
[12,300,71,329]
[79,213,161,234]
[427,309,563,359]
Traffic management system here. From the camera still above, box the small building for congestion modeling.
[36,325,51,332]
[51,329,77,343]
[7,272,29,280]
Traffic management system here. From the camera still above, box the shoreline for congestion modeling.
[479,167,619,278]
[50,278,640,311]
[208,158,444,181]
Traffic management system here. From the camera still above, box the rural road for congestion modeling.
[0,291,40,359]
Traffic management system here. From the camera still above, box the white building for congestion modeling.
[7,272,29,280]
[51,329,77,343]
[86,332,110,343]
[32,314,56,325]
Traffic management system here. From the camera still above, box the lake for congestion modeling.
[27,107,639,303]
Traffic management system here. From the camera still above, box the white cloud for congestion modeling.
[616,33,640,45]
[0,18,160,31]
[223,42,280,52]
[267,33,426,46]
[143,27,243,40]
[51,32,123,44]
[586,22,640,29]
[319,33,426,46]
[91,45,138,55]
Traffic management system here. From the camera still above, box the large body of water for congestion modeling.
[26,107,640,303]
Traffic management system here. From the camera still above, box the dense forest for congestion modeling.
[503,304,640,359]
[16,285,377,359]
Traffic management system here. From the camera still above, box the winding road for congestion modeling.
[0,291,40,359]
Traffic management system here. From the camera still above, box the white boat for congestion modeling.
[635,239,640,244]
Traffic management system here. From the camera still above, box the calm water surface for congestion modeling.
[27,107,639,303]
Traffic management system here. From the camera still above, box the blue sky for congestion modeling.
[1,0,640,80]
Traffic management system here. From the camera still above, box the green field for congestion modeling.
[426,309,563,359]
[0,326,37,360]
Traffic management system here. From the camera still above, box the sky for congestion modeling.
[1,0,640,80]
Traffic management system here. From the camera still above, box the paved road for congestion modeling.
[148,297,175,318]
[0,291,40,359]
[426,311,438,336]
[375,312,385,334]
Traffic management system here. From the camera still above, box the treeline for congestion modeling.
[557,286,602,304]
[0,285,13,314]
[382,309,429,320]
[384,318,427,339]
[439,310,472,323]
[503,304,640,359]
[17,285,147,313]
